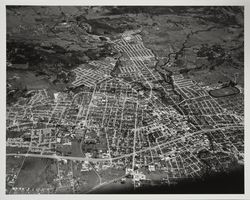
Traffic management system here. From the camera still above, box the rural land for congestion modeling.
[6,6,244,194]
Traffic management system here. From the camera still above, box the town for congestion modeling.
[6,30,244,194]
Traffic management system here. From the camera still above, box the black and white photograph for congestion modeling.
[2,1,249,198]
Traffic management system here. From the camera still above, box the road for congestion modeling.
[6,125,243,162]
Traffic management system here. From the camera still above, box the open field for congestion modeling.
[7,70,51,90]
[14,157,57,188]
[77,170,100,193]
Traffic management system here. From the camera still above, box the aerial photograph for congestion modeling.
[6,6,244,194]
